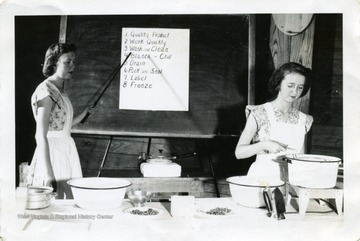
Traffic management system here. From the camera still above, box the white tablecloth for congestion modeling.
[3,197,349,241]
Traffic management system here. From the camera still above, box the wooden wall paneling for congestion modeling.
[269,17,290,68]
[310,146,343,159]
[328,15,342,129]
[248,15,256,105]
[289,19,315,67]
[311,125,343,148]
[59,16,67,43]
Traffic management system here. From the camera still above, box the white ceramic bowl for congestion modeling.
[226,176,285,208]
[67,177,131,210]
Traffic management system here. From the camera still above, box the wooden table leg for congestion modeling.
[97,136,113,177]
[335,189,344,215]
[205,140,220,198]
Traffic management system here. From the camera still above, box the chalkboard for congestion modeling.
[66,15,250,138]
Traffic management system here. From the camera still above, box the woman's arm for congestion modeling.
[235,114,264,159]
[235,113,287,159]
[72,106,93,127]
[35,96,56,186]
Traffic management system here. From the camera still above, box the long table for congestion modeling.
[4,197,348,241]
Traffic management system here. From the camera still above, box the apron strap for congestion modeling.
[298,111,307,126]
[62,96,73,131]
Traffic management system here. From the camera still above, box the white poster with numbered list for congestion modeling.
[119,28,190,111]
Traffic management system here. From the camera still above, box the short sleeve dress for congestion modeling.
[27,80,83,199]
[245,102,313,182]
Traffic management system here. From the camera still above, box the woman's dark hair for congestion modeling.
[268,62,312,99]
[42,43,77,77]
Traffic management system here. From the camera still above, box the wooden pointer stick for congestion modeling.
[81,52,132,124]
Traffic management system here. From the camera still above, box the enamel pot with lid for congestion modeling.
[283,154,342,188]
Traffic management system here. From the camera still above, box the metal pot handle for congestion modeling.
[262,189,272,217]
[282,157,292,164]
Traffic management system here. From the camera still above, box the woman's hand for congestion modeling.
[45,176,57,191]
[40,168,56,186]
[34,167,57,191]
[83,105,95,116]
[72,104,95,126]
[264,140,288,153]
[79,105,95,119]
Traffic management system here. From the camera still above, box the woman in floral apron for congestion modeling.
[27,43,92,199]
[235,62,313,182]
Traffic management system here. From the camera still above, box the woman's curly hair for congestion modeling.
[268,62,312,99]
[42,43,77,77]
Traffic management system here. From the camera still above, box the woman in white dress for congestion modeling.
[27,43,92,199]
[235,62,313,182]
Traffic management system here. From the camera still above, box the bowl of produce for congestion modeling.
[67,177,131,210]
